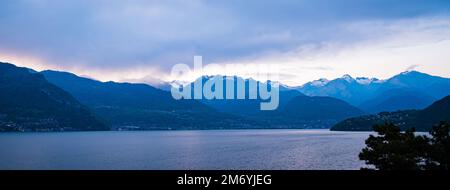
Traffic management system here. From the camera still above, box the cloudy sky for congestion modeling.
[1,0,450,86]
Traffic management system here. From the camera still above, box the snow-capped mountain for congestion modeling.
[154,70,450,114]
[296,71,450,113]
[355,77,382,85]
[297,74,382,106]
[308,78,330,87]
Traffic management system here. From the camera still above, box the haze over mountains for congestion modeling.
[1,61,450,132]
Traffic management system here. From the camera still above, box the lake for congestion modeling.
[0,129,372,170]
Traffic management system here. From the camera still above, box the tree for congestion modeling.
[360,122,450,170]
[426,121,450,170]
[359,123,429,170]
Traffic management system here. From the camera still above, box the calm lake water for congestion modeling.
[0,129,372,170]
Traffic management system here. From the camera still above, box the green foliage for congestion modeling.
[360,122,450,170]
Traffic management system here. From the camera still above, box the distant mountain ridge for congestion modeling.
[178,76,365,128]
[296,71,450,113]
[0,62,108,132]
[157,71,450,115]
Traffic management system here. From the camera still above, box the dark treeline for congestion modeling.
[360,122,450,170]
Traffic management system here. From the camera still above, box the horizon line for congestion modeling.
[1,60,447,88]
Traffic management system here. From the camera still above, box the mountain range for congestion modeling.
[1,61,450,131]
[41,73,364,129]
[177,76,365,128]
[41,70,264,130]
[296,71,450,113]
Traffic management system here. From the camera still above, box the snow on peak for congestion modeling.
[400,70,416,75]
[310,78,329,87]
[355,77,380,85]
[399,70,424,76]
[341,74,354,82]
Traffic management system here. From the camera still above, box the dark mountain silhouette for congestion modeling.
[246,95,366,129]
[359,88,435,113]
[419,95,450,126]
[41,70,265,130]
[280,96,365,120]
[0,62,108,132]
[331,95,450,131]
